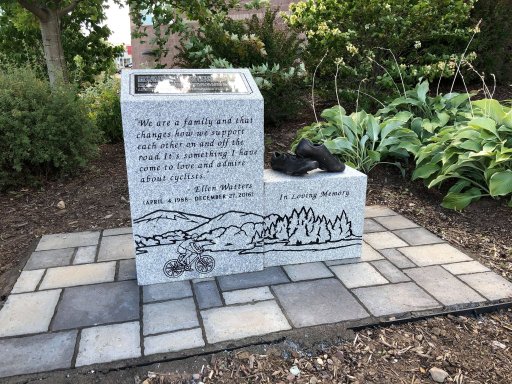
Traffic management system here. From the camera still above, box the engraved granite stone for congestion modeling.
[263,168,367,266]
[121,69,264,285]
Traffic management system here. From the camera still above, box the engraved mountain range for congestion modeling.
[134,208,361,255]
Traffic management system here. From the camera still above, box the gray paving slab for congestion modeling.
[371,260,410,283]
[364,219,386,233]
[143,281,192,303]
[217,266,289,291]
[405,266,485,306]
[330,262,388,288]
[0,289,61,337]
[201,300,291,344]
[442,261,490,275]
[223,286,274,305]
[399,244,472,266]
[283,262,333,281]
[374,215,419,230]
[393,228,444,246]
[379,248,416,268]
[144,328,205,355]
[143,298,198,336]
[103,227,133,237]
[52,280,139,331]
[25,248,74,270]
[193,280,223,309]
[98,234,135,261]
[36,231,100,251]
[353,282,441,317]
[39,262,116,290]
[11,269,45,293]
[76,322,141,366]
[458,272,512,301]
[0,331,77,378]
[118,259,137,280]
[364,205,397,218]
[364,231,409,250]
[273,279,369,327]
[73,245,97,264]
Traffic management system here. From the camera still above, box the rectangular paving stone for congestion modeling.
[0,289,61,337]
[217,267,289,291]
[394,228,444,246]
[193,280,223,309]
[118,259,137,281]
[52,280,139,330]
[25,248,74,270]
[76,322,141,367]
[364,219,386,233]
[143,298,199,336]
[223,286,274,305]
[73,245,97,264]
[0,331,77,378]
[283,262,333,281]
[331,262,388,288]
[371,260,410,283]
[399,243,472,267]
[325,242,383,266]
[103,227,133,237]
[458,272,512,301]
[374,215,419,230]
[442,261,490,275]
[11,269,45,293]
[98,233,135,261]
[364,231,409,250]
[379,248,416,269]
[405,266,485,306]
[144,328,205,355]
[364,205,397,218]
[201,300,290,344]
[353,282,441,317]
[39,262,116,290]
[143,281,192,303]
[273,279,368,327]
[36,231,100,251]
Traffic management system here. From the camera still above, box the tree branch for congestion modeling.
[58,0,81,17]
[17,0,48,22]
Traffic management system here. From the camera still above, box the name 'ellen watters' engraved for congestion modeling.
[194,183,253,193]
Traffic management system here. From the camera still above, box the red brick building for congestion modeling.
[130,0,296,68]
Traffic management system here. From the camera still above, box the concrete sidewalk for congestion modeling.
[1,205,511,379]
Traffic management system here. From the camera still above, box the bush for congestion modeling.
[176,5,307,125]
[82,77,122,143]
[471,0,512,84]
[0,66,100,190]
[284,0,475,101]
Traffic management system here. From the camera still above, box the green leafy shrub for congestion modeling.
[82,77,122,143]
[284,0,475,100]
[0,66,100,190]
[292,106,420,174]
[413,99,512,210]
[176,5,307,125]
[471,0,512,83]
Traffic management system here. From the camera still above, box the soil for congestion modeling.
[0,85,511,383]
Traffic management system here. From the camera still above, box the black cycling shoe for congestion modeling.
[271,152,319,176]
[295,138,345,172]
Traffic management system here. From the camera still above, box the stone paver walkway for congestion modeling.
[1,206,512,379]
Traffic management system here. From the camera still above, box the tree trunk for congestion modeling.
[39,9,68,86]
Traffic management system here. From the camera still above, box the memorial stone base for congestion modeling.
[263,167,367,267]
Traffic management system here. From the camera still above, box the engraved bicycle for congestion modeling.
[163,240,215,278]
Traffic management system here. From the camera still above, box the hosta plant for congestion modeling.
[292,105,420,174]
[413,99,512,210]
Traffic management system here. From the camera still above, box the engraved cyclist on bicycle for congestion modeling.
[177,235,204,271]
[163,235,215,278]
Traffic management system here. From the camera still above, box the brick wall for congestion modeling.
[131,0,296,68]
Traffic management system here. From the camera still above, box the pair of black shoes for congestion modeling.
[271,139,345,176]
